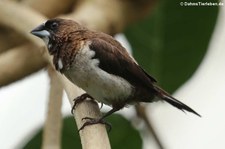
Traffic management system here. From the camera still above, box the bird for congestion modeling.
[31,18,200,131]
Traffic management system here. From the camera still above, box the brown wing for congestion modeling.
[89,34,156,90]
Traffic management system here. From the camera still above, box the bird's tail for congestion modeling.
[154,85,201,117]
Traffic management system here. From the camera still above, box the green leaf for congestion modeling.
[107,114,142,149]
[125,0,218,92]
[22,115,142,149]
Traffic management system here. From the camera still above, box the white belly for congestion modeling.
[64,44,133,105]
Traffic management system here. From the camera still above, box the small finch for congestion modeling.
[31,18,200,131]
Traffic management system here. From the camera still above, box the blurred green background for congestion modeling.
[125,0,218,92]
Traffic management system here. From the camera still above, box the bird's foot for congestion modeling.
[71,93,94,114]
[78,117,112,132]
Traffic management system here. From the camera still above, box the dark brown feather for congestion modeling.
[89,33,157,87]
[88,33,158,102]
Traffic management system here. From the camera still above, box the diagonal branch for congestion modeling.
[0,44,46,87]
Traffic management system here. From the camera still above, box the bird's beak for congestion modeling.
[30,23,50,38]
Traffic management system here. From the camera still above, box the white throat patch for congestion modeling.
[39,30,50,45]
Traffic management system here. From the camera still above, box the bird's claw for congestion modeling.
[71,93,94,114]
[78,117,112,132]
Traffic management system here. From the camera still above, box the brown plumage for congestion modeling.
[31,18,200,131]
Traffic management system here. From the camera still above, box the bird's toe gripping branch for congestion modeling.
[78,105,123,132]
[71,93,95,114]
[78,117,112,132]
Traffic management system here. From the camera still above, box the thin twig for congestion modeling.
[135,105,164,149]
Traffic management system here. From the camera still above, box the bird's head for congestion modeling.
[30,18,85,54]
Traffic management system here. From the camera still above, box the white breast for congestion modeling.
[64,43,133,105]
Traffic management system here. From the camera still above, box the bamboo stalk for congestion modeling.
[41,67,63,149]
[0,44,46,87]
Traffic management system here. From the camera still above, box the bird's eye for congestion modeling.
[50,22,58,29]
